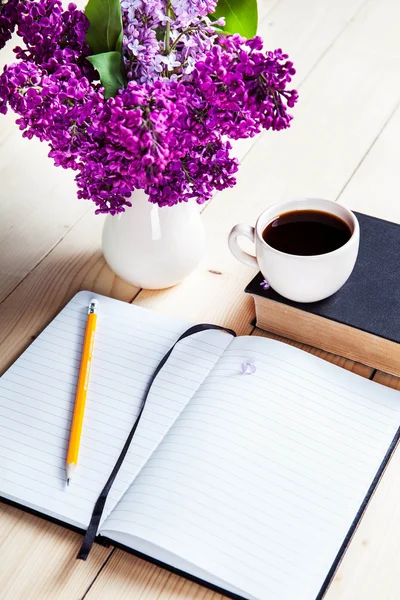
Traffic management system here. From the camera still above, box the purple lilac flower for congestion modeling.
[76,80,183,213]
[146,138,239,207]
[194,35,299,138]
[121,0,221,83]
[13,0,90,69]
[171,0,217,29]
[75,80,238,212]
[260,279,270,290]
[0,0,19,50]
[241,357,256,374]
[0,0,298,214]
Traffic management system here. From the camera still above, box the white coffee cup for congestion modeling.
[228,198,360,303]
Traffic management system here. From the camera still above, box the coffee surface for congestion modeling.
[262,209,352,256]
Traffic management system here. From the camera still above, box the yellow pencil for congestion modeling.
[66,298,98,486]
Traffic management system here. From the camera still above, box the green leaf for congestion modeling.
[85,0,123,54]
[87,51,126,99]
[116,29,123,53]
[211,0,258,38]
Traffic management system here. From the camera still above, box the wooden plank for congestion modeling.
[0,34,91,304]
[0,504,111,600]
[258,0,281,22]
[324,371,400,600]
[0,0,90,304]
[338,101,400,223]
[233,0,400,203]
[0,210,138,375]
[258,0,366,79]
[84,551,226,600]
[233,0,366,162]
[0,131,91,304]
[85,551,225,600]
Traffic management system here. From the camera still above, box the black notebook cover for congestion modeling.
[245,212,400,344]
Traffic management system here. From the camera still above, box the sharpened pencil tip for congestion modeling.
[66,478,70,487]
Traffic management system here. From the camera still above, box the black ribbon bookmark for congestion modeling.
[77,323,236,560]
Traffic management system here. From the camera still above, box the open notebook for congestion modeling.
[1,291,400,600]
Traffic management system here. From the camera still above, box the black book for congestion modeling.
[246,211,400,376]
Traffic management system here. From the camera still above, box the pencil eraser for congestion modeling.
[88,298,99,314]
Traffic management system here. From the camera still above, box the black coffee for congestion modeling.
[262,209,352,256]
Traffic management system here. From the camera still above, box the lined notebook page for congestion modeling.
[99,323,233,524]
[102,335,400,600]
[0,291,231,529]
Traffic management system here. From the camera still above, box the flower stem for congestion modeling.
[170,27,199,52]
[165,0,172,53]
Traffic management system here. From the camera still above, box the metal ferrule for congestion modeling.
[88,299,99,315]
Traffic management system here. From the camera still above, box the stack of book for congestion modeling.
[246,211,400,376]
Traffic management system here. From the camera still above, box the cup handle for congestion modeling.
[228,224,258,269]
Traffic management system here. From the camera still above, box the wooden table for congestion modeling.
[2,0,400,598]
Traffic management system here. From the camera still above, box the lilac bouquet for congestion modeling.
[0,0,298,214]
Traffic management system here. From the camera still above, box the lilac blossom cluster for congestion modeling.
[0,0,19,50]
[0,0,298,214]
[121,0,220,83]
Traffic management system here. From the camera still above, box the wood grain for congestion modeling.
[84,551,226,600]
[0,210,138,375]
[232,0,366,162]
[258,0,281,21]
[0,23,91,305]
[0,125,92,305]
[0,504,111,600]
[0,0,399,598]
[338,101,400,224]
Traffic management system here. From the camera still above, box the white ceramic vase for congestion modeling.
[102,189,206,289]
